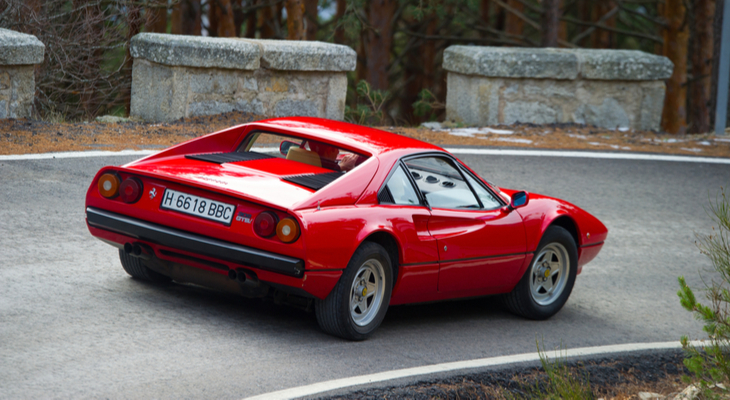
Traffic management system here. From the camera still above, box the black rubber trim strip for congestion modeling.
[401,251,532,266]
[185,151,273,164]
[86,207,304,277]
[281,171,345,191]
[580,241,604,248]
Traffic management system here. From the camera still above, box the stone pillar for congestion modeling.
[444,46,674,131]
[0,28,45,119]
[129,33,356,122]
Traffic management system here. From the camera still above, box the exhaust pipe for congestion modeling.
[125,242,153,260]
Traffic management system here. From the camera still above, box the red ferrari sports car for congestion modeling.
[85,117,607,340]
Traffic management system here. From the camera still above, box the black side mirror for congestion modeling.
[279,140,299,156]
[507,191,529,211]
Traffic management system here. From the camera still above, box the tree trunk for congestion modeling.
[661,0,689,134]
[233,0,245,37]
[145,0,167,33]
[592,1,616,48]
[690,0,714,133]
[710,0,724,126]
[542,0,561,47]
[304,0,318,40]
[366,0,397,91]
[504,0,524,38]
[334,0,346,44]
[285,0,305,40]
[245,0,258,38]
[481,0,490,34]
[125,5,142,115]
[259,3,276,38]
[209,0,219,36]
[216,0,237,37]
[171,0,201,35]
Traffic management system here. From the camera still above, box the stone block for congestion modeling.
[0,29,44,119]
[0,28,45,65]
[250,39,356,71]
[130,33,260,70]
[444,46,579,80]
[130,34,354,122]
[444,45,672,130]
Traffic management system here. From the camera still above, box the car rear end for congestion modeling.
[85,160,343,301]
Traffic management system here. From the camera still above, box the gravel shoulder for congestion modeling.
[2,111,730,158]
[318,350,690,400]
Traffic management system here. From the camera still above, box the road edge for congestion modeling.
[243,340,705,400]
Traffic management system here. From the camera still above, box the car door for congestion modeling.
[402,155,527,294]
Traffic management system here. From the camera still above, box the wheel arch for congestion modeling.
[549,215,580,248]
[361,231,400,286]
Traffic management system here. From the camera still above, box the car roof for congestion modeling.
[249,117,443,157]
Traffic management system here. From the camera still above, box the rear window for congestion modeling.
[238,132,369,173]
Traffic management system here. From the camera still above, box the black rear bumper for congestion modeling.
[86,207,304,277]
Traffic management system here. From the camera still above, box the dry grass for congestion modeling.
[2,112,730,158]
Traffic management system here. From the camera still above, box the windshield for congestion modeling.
[238,131,369,173]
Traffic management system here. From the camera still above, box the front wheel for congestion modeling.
[315,242,393,340]
[502,225,577,320]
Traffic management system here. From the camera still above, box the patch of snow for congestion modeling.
[714,137,730,142]
[441,127,514,137]
[618,127,630,132]
[568,134,587,139]
[588,142,603,146]
[496,137,533,144]
[680,148,703,152]
[421,122,442,130]
[698,141,712,146]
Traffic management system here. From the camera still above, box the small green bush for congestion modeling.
[345,80,389,126]
[678,188,730,397]
[508,341,594,400]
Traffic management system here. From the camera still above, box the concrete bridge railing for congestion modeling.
[444,46,674,131]
[130,33,356,122]
[0,28,44,119]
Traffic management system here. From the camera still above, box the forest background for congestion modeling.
[0,0,726,135]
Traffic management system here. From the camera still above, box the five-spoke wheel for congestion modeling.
[502,225,577,320]
[315,242,393,340]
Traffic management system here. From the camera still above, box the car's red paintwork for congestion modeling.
[85,117,607,306]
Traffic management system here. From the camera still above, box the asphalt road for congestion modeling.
[1,151,727,399]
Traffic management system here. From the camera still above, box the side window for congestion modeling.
[383,165,420,205]
[404,157,479,209]
[463,173,502,209]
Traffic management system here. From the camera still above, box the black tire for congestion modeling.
[315,242,393,340]
[502,225,577,320]
[118,249,171,283]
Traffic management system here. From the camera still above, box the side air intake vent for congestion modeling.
[282,172,345,191]
[186,152,273,164]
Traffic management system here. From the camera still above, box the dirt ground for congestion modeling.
[2,111,730,157]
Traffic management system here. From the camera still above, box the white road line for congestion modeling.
[445,148,730,164]
[1,148,729,164]
[0,149,157,161]
[243,340,704,400]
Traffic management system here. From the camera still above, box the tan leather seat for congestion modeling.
[286,147,322,168]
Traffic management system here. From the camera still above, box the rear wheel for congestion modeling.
[118,249,171,283]
[502,226,577,319]
[315,242,393,340]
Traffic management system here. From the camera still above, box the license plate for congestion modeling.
[160,189,235,225]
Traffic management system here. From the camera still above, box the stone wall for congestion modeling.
[0,28,44,119]
[130,34,355,122]
[444,46,673,130]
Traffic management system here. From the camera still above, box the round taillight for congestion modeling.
[119,178,143,203]
[98,173,120,198]
[276,218,300,243]
[254,211,278,238]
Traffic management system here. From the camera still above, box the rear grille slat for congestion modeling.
[186,152,273,164]
[282,172,345,191]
